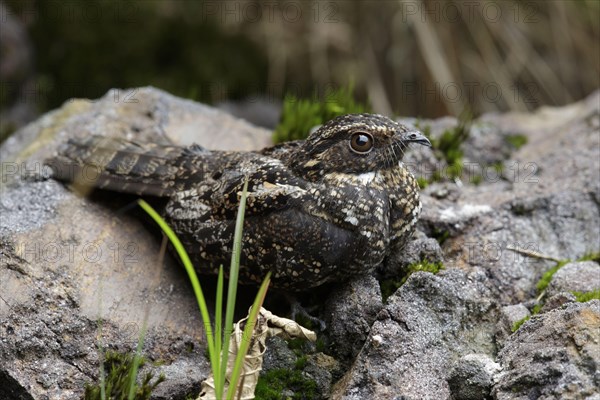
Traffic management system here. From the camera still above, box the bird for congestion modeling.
[46,113,431,291]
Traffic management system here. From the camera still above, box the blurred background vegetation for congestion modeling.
[1,0,599,142]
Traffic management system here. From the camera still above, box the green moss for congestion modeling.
[287,337,309,355]
[255,369,318,400]
[578,252,600,263]
[511,204,529,216]
[405,260,444,280]
[417,177,429,189]
[380,279,403,302]
[273,85,371,143]
[571,289,600,302]
[380,260,444,302]
[505,134,528,150]
[436,127,468,167]
[291,313,317,332]
[512,302,543,332]
[492,162,504,174]
[432,228,450,245]
[315,339,326,353]
[536,259,570,293]
[470,174,483,185]
[511,316,531,332]
[84,351,165,400]
[427,113,471,182]
[295,356,308,370]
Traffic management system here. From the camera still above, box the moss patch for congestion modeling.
[536,252,599,294]
[431,228,450,245]
[572,289,600,302]
[418,113,471,185]
[505,134,528,150]
[431,113,471,181]
[417,177,429,189]
[536,259,570,293]
[273,85,371,143]
[380,260,444,301]
[84,351,165,400]
[255,369,318,400]
[511,316,531,332]
[579,252,600,263]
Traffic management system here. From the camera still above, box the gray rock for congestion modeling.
[331,269,497,399]
[540,291,577,313]
[547,261,600,297]
[380,233,444,280]
[0,87,271,399]
[262,336,298,372]
[148,357,205,400]
[322,275,383,361]
[304,353,340,399]
[463,121,514,166]
[492,300,600,400]
[448,353,500,400]
[495,304,531,346]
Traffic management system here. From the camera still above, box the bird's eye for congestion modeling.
[349,132,374,154]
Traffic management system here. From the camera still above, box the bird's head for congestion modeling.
[291,113,431,180]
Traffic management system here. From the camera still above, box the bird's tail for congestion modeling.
[46,135,208,197]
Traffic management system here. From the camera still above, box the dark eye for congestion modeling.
[349,132,374,153]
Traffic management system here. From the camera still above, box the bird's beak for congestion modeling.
[404,131,432,147]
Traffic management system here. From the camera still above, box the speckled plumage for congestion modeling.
[47,114,431,290]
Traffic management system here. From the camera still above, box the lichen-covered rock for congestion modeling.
[492,300,600,400]
[495,304,531,345]
[322,275,383,361]
[331,269,497,399]
[448,354,501,400]
[547,261,600,297]
[380,231,444,280]
[540,291,577,313]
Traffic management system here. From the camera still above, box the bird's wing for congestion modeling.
[166,155,310,222]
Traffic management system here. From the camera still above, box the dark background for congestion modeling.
[1,0,599,140]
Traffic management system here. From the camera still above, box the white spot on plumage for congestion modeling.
[356,171,376,184]
[345,216,359,225]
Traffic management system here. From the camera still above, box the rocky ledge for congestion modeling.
[1,87,598,399]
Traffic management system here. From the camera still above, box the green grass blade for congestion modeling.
[220,178,249,392]
[127,322,147,400]
[214,264,224,395]
[97,319,106,400]
[137,200,218,379]
[226,272,272,400]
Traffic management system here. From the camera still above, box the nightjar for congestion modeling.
[47,114,431,290]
